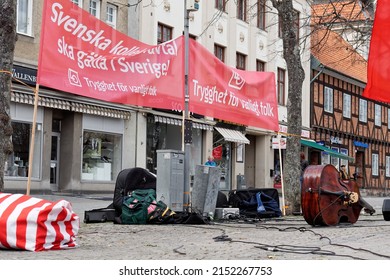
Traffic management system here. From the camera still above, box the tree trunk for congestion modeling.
[272,0,305,215]
[0,0,17,192]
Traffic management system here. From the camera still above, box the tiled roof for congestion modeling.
[311,0,373,25]
[311,28,367,83]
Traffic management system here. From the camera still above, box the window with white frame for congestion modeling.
[331,147,340,169]
[215,0,226,12]
[237,0,247,22]
[71,0,82,7]
[257,0,266,30]
[157,23,173,44]
[340,148,349,169]
[372,153,379,176]
[106,3,117,29]
[89,0,101,19]
[386,155,390,177]
[214,44,225,62]
[17,0,33,36]
[375,104,381,126]
[388,108,390,129]
[277,68,286,106]
[343,93,351,118]
[321,146,330,165]
[236,52,246,70]
[324,86,333,113]
[359,99,367,122]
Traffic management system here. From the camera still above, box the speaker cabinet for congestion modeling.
[382,199,390,221]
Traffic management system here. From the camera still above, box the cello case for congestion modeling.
[301,164,374,226]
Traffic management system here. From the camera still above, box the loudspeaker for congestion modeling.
[382,199,390,221]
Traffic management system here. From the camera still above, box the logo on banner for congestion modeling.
[68,69,82,87]
[228,70,245,90]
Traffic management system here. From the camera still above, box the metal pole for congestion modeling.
[183,0,192,212]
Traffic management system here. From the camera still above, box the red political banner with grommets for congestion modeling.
[37,0,278,131]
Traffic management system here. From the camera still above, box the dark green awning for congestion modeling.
[300,139,354,162]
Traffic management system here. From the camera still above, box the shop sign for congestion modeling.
[12,65,37,86]
[272,137,286,149]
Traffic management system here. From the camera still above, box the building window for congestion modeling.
[89,0,101,19]
[106,3,117,28]
[321,146,331,165]
[82,131,122,181]
[257,0,266,30]
[343,93,351,118]
[237,0,247,22]
[277,68,286,106]
[331,147,340,169]
[386,155,390,177]
[340,148,349,169]
[215,0,226,12]
[375,104,381,126]
[157,23,173,44]
[324,86,334,113]
[359,99,367,123]
[256,60,265,71]
[388,108,390,130]
[17,0,33,36]
[71,0,82,7]
[236,52,246,70]
[372,153,379,176]
[214,44,225,62]
[4,122,42,178]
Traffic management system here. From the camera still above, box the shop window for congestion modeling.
[321,147,330,165]
[330,147,340,169]
[82,131,122,181]
[5,122,42,178]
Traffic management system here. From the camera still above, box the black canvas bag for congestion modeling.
[113,168,156,217]
[228,188,281,218]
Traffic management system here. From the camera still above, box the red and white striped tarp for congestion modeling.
[0,193,80,251]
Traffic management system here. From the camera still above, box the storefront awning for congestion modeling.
[153,115,213,130]
[11,91,131,119]
[300,139,354,161]
[215,127,250,144]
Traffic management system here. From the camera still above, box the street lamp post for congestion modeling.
[183,0,199,212]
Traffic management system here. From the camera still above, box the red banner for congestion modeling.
[38,0,278,131]
[38,0,184,111]
[189,40,278,131]
[363,0,390,102]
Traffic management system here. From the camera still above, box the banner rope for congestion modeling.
[277,131,310,140]
[0,69,37,94]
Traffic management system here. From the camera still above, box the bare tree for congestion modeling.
[0,0,17,192]
[270,0,305,214]
[269,0,375,214]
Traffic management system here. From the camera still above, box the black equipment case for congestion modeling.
[84,204,116,223]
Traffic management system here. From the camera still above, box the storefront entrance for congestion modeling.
[50,133,60,191]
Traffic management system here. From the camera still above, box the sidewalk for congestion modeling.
[1,193,390,260]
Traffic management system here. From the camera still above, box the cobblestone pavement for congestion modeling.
[1,194,390,260]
